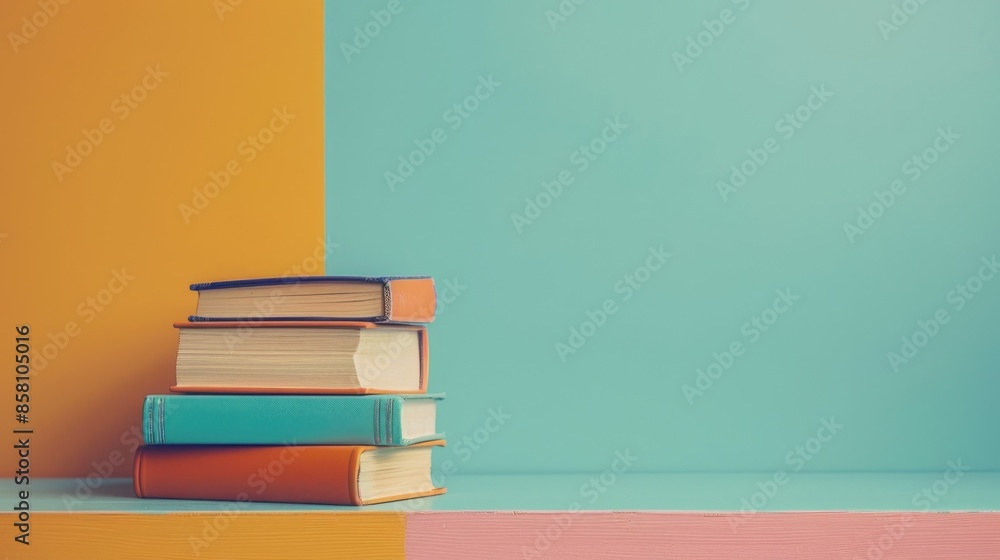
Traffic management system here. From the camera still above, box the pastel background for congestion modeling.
[2,0,998,481]
[1,2,999,558]
[327,0,1000,473]
[0,0,324,477]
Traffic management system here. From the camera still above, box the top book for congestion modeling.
[188,276,436,323]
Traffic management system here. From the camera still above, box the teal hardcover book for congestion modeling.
[142,394,443,446]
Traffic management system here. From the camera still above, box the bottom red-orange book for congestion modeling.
[133,440,445,506]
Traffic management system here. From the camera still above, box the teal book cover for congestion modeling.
[142,394,444,446]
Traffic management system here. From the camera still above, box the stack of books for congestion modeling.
[132,276,445,506]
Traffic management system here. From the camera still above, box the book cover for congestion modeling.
[143,393,444,446]
[133,440,447,506]
[171,321,430,394]
[188,275,437,323]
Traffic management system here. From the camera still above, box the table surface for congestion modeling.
[11,472,1000,513]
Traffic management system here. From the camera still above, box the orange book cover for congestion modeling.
[0,1,324,478]
[133,440,447,506]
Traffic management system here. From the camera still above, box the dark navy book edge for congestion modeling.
[188,315,390,322]
[189,276,431,291]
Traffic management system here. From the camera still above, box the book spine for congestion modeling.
[143,396,404,446]
[141,396,166,445]
[133,445,363,505]
[386,278,437,322]
[374,396,405,445]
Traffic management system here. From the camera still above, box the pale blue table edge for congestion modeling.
[9,473,1000,514]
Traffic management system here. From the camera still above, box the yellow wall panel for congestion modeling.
[0,0,325,477]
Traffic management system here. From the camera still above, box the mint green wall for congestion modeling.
[327,0,1000,473]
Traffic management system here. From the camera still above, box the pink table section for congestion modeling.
[407,512,1000,559]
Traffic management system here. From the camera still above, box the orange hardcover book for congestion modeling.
[171,321,429,394]
[133,440,446,505]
